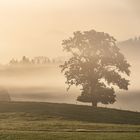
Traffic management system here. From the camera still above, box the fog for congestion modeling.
[0,64,80,104]
[0,59,140,112]
[0,0,140,112]
[1,0,140,63]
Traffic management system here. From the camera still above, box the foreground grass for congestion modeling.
[0,101,139,140]
[0,132,140,140]
[0,112,140,132]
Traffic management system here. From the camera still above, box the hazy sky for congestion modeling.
[0,0,140,63]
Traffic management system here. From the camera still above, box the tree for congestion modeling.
[21,56,30,64]
[60,30,130,107]
[9,58,18,65]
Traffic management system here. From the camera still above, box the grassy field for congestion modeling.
[0,132,140,140]
[0,101,140,140]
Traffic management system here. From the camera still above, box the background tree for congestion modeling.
[21,56,30,64]
[60,30,130,107]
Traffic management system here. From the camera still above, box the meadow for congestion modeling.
[0,101,140,140]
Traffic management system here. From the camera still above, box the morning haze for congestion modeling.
[0,1,140,139]
[0,0,140,63]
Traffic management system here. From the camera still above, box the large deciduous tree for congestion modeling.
[60,30,130,107]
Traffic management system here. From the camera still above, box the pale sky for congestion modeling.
[0,0,140,63]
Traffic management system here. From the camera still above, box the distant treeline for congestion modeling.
[9,56,64,65]
[119,36,140,47]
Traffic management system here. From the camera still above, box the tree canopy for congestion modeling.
[60,29,130,107]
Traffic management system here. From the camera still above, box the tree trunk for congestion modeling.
[92,101,97,108]
[90,80,98,108]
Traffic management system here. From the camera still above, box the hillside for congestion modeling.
[0,101,140,125]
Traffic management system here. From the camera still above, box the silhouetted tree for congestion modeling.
[21,56,30,64]
[33,56,50,64]
[60,30,130,107]
[9,58,18,65]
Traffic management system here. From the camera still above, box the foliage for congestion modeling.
[60,30,130,107]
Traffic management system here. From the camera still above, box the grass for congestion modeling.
[0,132,140,140]
[0,101,140,124]
[0,101,139,140]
